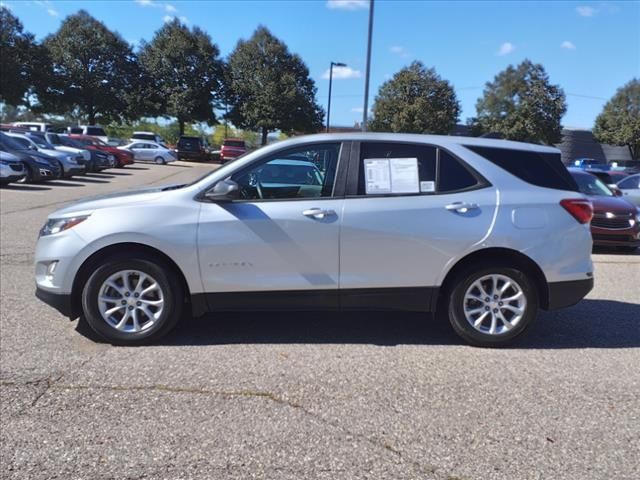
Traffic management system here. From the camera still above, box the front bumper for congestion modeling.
[63,165,86,177]
[35,287,76,318]
[591,226,640,247]
[546,277,594,310]
[0,174,26,184]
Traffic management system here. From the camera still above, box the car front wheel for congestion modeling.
[81,256,183,345]
[447,266,538,347]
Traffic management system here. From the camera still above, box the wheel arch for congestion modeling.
[438,247,550,310]
[70,242,205,319]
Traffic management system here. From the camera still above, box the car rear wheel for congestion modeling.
[81,257,183,345]
[154,156,166,165]
[447,266,538,347]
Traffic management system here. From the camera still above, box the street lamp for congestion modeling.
[326,61,347,133]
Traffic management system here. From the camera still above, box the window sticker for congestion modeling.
[389,158,419,193]
[420,180,435,193]
[364,159,392,194]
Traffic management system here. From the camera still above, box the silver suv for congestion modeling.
[35,134,594,347]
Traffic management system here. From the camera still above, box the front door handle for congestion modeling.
[303,208,336,219]
[445,202,479,213]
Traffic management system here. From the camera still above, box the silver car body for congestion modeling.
[44,133,92,161]
[6,132,85,176]
[119,141,176,164]
[0,150,26,183]
[36,134,593,317]
[617,174,640,206]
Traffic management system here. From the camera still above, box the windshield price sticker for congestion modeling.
[364,158,420,194]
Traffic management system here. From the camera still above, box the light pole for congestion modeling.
[326,61,346,133]
[362,0,374,131]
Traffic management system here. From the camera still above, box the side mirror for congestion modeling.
[205,179,240,202]
[613,188,623,197]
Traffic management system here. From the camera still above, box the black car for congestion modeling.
[176,136,209,162]
[0,132,60,182]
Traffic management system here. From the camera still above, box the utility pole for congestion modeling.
[326,61,346,133]
[362,0,374,131]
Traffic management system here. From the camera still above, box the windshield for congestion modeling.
[0,132,26,150]
[259,164,321,185]
[28,135,55,149]
[572,173,614,197]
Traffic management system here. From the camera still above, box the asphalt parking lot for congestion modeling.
[1,163,639,480]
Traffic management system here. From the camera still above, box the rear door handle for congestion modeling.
[445,202,479,213]
[303,208,336,219]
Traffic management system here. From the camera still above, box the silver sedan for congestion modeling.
[118,141,177,165]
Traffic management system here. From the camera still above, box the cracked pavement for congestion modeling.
[1,162,640,479]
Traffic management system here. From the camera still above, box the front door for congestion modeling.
[197,142,346,309]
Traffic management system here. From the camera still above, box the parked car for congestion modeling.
[35,133,594,347]
[67,125,109,143]
[572,158,610,170]
[617,174,640,206]
[175,135,209,162]
[55,135,115,171]
[220,138,247,163]
[119,141,177,164]
[0,151,27,185]
[585,169,629,196]
[6,132,85,178]
[569,168,640,252]
[69,135,134,167]
[129,131,166,145]
[11,121,54,132]
[0,132,60,182]
[43,132,91,161]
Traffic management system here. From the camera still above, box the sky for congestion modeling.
[3,0,640,130]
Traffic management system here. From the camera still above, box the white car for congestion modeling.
[35,133,594,347]
[129,131,166,145]
[119,141,177,164]
[617,174,640,206]
[67,125,109,143]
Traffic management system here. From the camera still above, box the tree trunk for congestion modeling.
[261,127,268,146]
[179,119,185,136]
[87,106,95,125]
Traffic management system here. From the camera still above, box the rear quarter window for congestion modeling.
[466,145,577,191]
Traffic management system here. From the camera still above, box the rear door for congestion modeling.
[197,142,348,309]
[339,141,497,310]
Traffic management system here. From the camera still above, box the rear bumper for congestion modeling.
[546,277,594,310]
[35,287,76,318]
[178,151,208,161]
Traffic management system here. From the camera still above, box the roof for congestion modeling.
[281,132,560,153]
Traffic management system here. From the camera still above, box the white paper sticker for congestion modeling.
[389,158,419,193]
[420,180,435,193]
[364,159,391,194]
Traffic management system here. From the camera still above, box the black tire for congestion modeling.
[17,164,33,183]
[617,246,638,253]
[447,265,539,347]
[154,156,166,165]
[81,256,184,345]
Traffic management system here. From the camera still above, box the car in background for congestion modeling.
[617,174,640,207]
[572,158,610,170]
[586,169,629,196]
[0,132,60,182]
[54,135,115,172]
[0,151,27,185]
[220,138,247,163]
[11,122,54,132]
[69,135,134,167]
[129,131,166,145]
[67,125,109,143]
[43,132,91,162]
[254,158,324,197]
[175,135,209,162]
[6,132,85,178]
[119,141,177,164]
[569,168,640,252]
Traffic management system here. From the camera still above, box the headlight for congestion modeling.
[66,155,76,162]
[40,215,90,237]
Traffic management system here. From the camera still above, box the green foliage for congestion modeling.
[104,121,201,145]
[369,61,460,134]
[593,79,640,160]
[227,26,324,145]
[474,59,567,144]
[33,11,140,124]
[0,7,45,106]
[139,19,223,135]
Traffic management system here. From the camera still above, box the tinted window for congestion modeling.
[230,143,340,200]
[69,127,83,134]
[438,150,480,192]
[9,136,31,148]
[0,132,25,150]
[466,145,577,191]
[618,176,640,189]
[224,140,245,148]
[358,142,436,195]
[570,171,613,197]
[86,127,106,136]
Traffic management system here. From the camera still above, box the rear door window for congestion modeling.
[86,127,106,136]
[465,145,577,191]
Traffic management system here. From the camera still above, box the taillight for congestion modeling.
[560,199,594,224]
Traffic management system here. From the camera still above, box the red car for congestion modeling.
[220,138,247,163]
[69,134,134,167]
[570,169,640,252]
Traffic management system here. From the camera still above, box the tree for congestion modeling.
[139,19,223,136]
[593,79,640,160]
[474,60,567,144]
[369,61,460,134]
[35,10,140,124]
[227,26,324,145]
[0,7,44,106]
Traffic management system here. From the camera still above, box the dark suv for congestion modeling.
[176,136,209,162]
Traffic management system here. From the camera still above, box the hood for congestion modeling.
[49,184,184,218]
[589,195,637,214]
[13,149,55,166]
